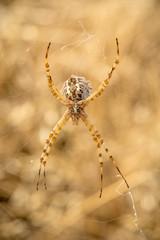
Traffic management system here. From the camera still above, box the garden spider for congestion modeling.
[36,38,129,198]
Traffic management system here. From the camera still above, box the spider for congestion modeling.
[36,38,129,198]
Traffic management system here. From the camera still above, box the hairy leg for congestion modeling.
[80,111,129,197]
[37,110,71,190]
[82,38,119,106]
[45,42,69,106]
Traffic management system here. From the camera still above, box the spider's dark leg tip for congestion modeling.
[99,191,102,198]
[124,179,129,188]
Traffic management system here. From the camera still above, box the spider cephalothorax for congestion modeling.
[37,39,129,198]
[70,103,81,124]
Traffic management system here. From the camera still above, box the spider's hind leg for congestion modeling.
[82,38,120,106]
[45,42,68,106]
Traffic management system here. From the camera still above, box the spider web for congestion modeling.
[0,1,159,239]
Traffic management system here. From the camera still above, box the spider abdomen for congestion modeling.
[61,75,92,102]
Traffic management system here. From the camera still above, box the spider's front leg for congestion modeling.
[95,130,129,189]
[80,111,129,197]
[80,112,104,198]
[36,109,71,190]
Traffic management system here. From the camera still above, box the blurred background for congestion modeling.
[0,0,160,239]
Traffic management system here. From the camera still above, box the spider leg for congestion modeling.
[94,130,129,189]
[80,112,104,198]
[97,142,103,198]
[45,42,69,106]
[80,111,129,196]
[36,109,71,190]
[82,38,119,106]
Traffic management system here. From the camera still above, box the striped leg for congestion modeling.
[80,113,104,198]
[45,42,69,106]
[36,110,71,190]
[82,38,119,106]
[94,130,129,189]
[80,111,129,194]
[97,142,103,198]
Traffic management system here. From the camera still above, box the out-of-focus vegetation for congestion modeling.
[0,0,160,239]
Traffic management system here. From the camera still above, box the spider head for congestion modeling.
[71,103,81,115]
[70,103,82,125]
[61,75,92,102]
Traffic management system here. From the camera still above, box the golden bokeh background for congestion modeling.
[0,0,160,239]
